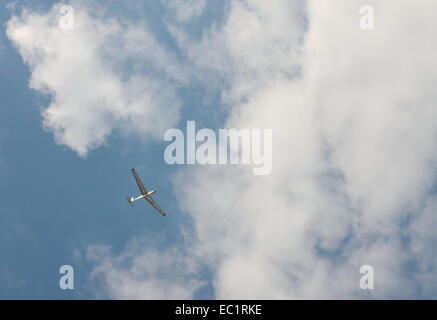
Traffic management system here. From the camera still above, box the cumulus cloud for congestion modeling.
[161,0,206,23]
[82,0,437,299]
[169,0,437,298]
[6,2,182,157]
[86,238,203,299]
[169,0,306,105]
[10,0,437,298]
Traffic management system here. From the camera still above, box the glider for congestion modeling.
[126,168,166,216]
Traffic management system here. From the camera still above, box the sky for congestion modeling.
[1,0,437,299]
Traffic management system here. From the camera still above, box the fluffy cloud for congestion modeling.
[6,2,182,157]
[161,0,206,23]
[84,0,437,299]
[171,0,437,298]
[9,0,437,298]
[87,239,202,299]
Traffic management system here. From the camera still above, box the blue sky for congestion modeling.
[0,0,225,299]
[2,0,437,299]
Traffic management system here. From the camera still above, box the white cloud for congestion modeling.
[11,0,437,298]
[6,2,182,157]
[170,0,305,105]
[161,0,206,23]
[86,238,203,299]
[170,0,437,298]
[409,197,437,297]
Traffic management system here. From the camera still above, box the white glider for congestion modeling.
[126,168,166,216]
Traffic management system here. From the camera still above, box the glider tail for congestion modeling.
[126,197,135,207]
